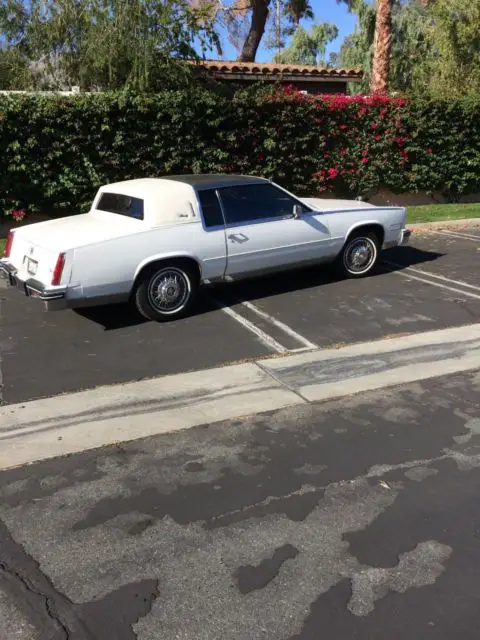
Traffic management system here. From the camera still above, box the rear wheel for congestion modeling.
[133,263,198,321]
[337,231,380,278]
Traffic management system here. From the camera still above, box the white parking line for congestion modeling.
[237,299,318,350]
[383,261,480,300]
[383,260,480,292]
[431,229,480,241]
[218,304,289,353]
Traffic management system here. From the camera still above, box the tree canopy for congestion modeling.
[273,23,338,65]
[339,0,480,97]
[0,0,220,90]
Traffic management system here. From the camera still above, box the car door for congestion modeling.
[217,182,331,278]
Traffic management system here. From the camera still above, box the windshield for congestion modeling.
[96,192,144,220]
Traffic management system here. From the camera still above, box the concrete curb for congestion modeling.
[407,218,480,231]
[2,322,480,470]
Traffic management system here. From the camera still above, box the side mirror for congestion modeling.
[293,204,303,219]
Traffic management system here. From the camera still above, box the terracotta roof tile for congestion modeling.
[191,60,363,78]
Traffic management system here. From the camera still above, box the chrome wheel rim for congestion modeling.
[147,268,190,314]
[344,237,376,274]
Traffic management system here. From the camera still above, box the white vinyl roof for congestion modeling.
[94,178,200,227]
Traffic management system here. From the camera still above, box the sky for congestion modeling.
[207,0,358,64]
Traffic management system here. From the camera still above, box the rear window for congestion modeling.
[96,192,144,220]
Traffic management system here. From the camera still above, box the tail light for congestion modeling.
[52,253,66,285]
[3,231,14,257]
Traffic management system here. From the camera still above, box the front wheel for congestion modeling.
[133,263,198,321]
[337,232,380,279]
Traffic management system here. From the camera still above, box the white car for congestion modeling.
[0,174,411,321]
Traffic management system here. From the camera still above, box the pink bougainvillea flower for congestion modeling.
[328,168,339,179]
[11,208,27,222]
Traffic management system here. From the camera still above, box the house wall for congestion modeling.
[210,77,350,95]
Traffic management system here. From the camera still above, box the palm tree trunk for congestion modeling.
[237,0,270,62]
[370,0,392,94]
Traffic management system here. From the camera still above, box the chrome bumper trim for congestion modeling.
[401,228,412,245]
[0,261,66,303]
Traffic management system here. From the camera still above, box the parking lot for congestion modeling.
[1,229,480,404]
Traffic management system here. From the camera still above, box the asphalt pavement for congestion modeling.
[1,230,480,404]
[1,368,480,639]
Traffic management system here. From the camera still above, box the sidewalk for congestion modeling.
[2,322,480,470]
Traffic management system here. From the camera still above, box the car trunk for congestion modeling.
[7,212,143,285]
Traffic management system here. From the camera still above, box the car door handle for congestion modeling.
[228,233,248,243]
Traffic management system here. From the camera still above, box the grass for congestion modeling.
[406,203,480,224]
[0,238,5,255]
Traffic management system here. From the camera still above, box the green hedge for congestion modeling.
[1,88,480,219]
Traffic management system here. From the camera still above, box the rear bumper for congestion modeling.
[0,261,68,310]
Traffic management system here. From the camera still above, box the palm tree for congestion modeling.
[370,0,392,93]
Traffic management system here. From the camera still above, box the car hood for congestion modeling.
[301,198,377,212]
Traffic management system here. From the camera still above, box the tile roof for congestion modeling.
[192,60,363,79]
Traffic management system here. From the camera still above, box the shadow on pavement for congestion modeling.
[75,246,444,330]
[383,244,444,267]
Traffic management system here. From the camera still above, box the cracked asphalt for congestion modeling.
[2,369,480,639]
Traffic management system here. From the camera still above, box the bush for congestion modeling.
[1,87,479,219]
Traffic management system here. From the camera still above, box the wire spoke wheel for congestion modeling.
[343,236,377,275]
[147,268,191,314]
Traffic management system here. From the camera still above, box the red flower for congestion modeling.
[361,157,369,164]
[374,134,382,141]
[324,153,330,159]
[394,136,406,146]
[257,154,265,162]
[328,168,339,179]
[11,208,27,222]
[339,124,349,131]
[371,123,379,130]
[427,147,433,154]
[340,148,347,156]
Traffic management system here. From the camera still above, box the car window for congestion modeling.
[198,189,224,228]
[218,183,308,225]
[96,192,144,220]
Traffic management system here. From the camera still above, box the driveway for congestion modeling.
[1,230,480,403]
